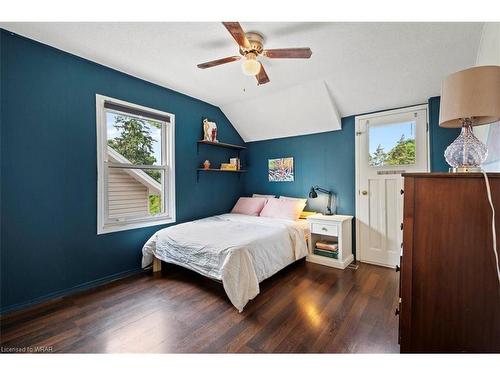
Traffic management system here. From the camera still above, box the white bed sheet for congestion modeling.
[142,213,308,312]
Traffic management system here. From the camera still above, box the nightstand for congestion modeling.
[306,214,354,269]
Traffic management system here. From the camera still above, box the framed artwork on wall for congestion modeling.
[268,157,294,182]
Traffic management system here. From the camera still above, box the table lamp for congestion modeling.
[439,65,500,172]
[309,186,335,215]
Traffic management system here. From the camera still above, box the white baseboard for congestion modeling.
[306,254,354,269]
[358,259,395,269]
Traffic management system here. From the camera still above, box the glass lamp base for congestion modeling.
[444,120,488,172]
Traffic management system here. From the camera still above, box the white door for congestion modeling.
[356,105,429,267]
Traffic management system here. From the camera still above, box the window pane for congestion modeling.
[369,121,416,167]
[106,110,163,166]
[107,167,164,221]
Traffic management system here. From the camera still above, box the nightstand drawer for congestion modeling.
[311,223,338,236]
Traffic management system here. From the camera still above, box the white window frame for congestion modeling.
[96,94,176,234]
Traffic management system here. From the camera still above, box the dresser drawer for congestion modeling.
[311,223,338,236]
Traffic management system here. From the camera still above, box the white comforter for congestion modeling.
[142,213,308,312]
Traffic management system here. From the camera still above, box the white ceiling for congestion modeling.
[1,22,483,141]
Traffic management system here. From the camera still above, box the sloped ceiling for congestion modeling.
[0,22,483,141]
[221,79,342,141]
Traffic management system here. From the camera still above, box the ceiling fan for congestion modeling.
[197,22,312,85]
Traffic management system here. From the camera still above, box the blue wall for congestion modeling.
[428,96,460,172]
[0,30,245,313]
[244,116,356,216]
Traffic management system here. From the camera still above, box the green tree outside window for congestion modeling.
[369,134,416,167]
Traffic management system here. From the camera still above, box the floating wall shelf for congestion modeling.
[196,140,247,183]
[196,140,246,156]
[196,168,247,182]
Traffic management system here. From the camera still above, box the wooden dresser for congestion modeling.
[400,173,500,353]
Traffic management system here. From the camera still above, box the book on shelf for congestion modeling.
[220,163,237,171]
[229,158,241,170]
[313,248,338,259]
[315,240,338,252]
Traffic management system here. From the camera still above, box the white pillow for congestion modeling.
[253,193,276,198]
[279,195,307,206]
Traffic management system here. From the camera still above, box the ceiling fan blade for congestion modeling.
[263,48,312,59]
[222,22,250,49]
[256,64,270,85]
[197,56,241,69]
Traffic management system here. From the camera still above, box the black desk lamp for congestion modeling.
[309,186,335,216]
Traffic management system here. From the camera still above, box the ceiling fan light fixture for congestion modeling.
[198,22,312,85]
[241,53,261,76]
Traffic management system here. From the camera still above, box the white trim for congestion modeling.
[307,253,354,269]
[355,104,428,122]
[355,104,429,262]
[358,259,394,269]
[96,94,176,235]
[97,216,176,235]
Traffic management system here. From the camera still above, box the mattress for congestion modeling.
[142,213,309,311]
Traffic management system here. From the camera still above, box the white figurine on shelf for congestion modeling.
[203,118,218,142]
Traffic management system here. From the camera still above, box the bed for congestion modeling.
[142,213,309,312]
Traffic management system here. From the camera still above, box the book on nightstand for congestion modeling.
[313,240,339,259]
[315,241,338,251]
[313,248,338,259]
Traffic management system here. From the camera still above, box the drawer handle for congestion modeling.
[321,227,328,231]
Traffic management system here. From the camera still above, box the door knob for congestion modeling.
[361,190,368,195]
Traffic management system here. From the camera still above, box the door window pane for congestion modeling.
[369,121,416,166]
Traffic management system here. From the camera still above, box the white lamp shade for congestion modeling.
[439,65,500,128]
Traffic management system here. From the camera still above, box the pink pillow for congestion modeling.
[231,197,267,216]
[279,196,308,206]
[259,198,306,220]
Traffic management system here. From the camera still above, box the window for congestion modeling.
[368,120,416,167]
[96,94,175,234]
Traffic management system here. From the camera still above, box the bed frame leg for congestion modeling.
[152,256,162,273]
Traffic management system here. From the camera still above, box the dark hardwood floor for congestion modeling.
[0,261,400,353]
